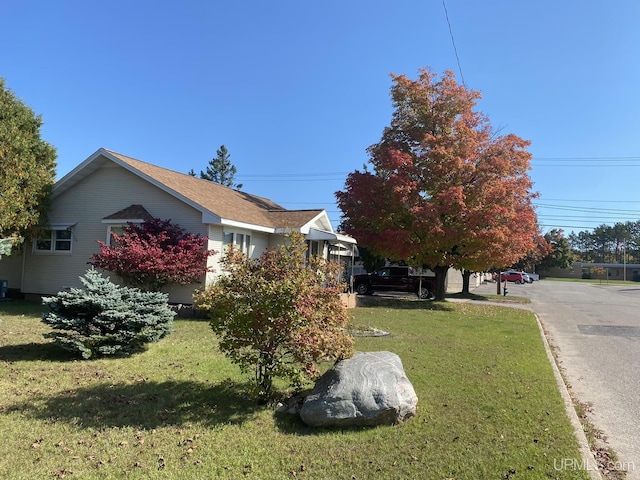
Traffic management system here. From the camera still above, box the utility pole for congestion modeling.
[623,243,626,282]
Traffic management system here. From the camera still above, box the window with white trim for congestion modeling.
[34,229,73,253]
[223,232,252,255]
[106,225,125,246]
[306,240,323,258]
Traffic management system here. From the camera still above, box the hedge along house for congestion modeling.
[0,148,357,304]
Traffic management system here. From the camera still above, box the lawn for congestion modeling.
[0,299,590,479]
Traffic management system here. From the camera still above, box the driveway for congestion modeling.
[476,279,640,478]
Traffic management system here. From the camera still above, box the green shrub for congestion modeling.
[41,268,175,359]
[194,232,354,399]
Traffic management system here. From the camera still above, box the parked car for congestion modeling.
[353,265,434,298]
[503,270,536,283]
[500,271,525,284]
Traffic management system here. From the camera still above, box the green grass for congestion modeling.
[0,300,589,479]
[447,291,532,304]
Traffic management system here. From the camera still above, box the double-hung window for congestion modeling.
[34,227,73,254]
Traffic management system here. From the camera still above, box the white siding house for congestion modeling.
[1,148,356,304]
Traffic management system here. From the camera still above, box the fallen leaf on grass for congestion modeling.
[55,468,73,478]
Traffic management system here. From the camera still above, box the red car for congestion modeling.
[500,271,525,284]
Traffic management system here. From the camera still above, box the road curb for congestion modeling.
[534,314,603,480]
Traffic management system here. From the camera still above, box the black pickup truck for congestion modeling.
[353,266,434,299]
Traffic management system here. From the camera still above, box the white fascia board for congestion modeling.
[333,232,358,244]
[52,148,109,198]
[299,210,332,233]
[274,227,301,235]
[101,150,213,219]
[307,228,357,244]
[220,218,274,233]
[101,219,147,224]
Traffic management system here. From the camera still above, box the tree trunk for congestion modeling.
[461,270,472,294]
[433,265,449,301]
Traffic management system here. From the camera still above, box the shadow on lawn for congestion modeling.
[0,342,77,362]
[0,299,46,316]
[447,292,492,301]
[8,378,261,429]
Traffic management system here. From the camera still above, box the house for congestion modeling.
[0,148,357,304]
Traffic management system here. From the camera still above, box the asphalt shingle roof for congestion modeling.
[103,204,154,221]
[106,150,324,229]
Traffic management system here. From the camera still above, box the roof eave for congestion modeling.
[220,218,274,233]
[297,210,332,234]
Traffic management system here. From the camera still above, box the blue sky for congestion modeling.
[3,1,640,233]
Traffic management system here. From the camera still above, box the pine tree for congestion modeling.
[42,268,175,359]
[200,145,243,189]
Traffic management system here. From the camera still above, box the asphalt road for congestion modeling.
[481,279,640,478]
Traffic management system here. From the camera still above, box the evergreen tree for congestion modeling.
[200,145,243,189]
[539,229,573,270]
[0,78,57,253]
[42,269,175,359]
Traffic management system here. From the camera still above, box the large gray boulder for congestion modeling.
[300,351,418,427]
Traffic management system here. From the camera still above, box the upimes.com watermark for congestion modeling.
[554,457,635,472]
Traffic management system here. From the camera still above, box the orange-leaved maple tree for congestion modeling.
[336,68,539,300]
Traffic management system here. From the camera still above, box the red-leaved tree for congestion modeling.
[90,218,215,291]
[336,68,539,300]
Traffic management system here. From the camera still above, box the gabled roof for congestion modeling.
[103,204,154,222]
[54,148,341,234]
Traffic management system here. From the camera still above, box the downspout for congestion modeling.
[350,243,355,292]
[20,240,27,292]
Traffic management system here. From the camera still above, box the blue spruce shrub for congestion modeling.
[42,268,175,359]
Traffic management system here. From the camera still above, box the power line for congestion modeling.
[534,203,640,215]
[539,214,640,221]
[233,156,640,180]
[533,156,640,160]
[533,163,640,167]
[542,198,640,204]
[442,0,465,86]
[531,156,640,167]
[539,224,606,231]
[237,172,348,178]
